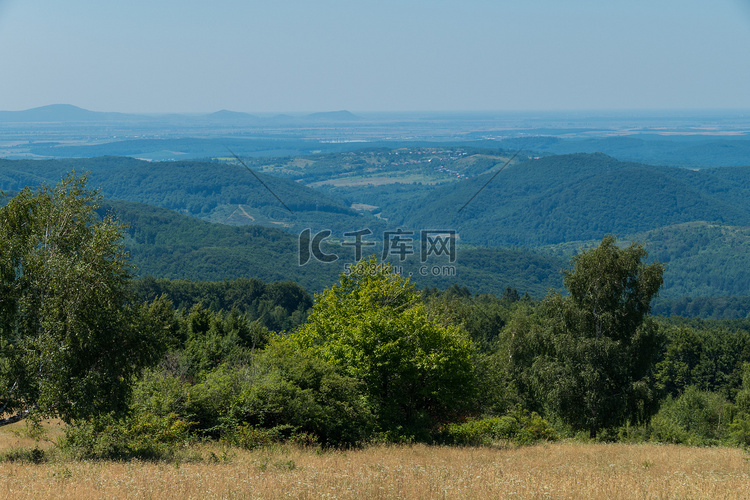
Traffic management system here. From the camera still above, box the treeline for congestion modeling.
[132,277,312,332]
[653,296,750,320]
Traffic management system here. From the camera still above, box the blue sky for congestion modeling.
[1,0,749,113]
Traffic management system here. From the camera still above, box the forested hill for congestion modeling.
[0,156,380,235]
[8,152,750,303]
[8,152,750,251]
[396,153,750,247]
[9,177,750,313]
[102,199,565,297]
[538,221,750,299]
[68,198,750,306]
[99,199,342,291]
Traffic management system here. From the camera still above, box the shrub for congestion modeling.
[290,258,476,438]
[221,423,312,450]
[60,412,193,460]
[649,386,735,445]
[130,366,193,420]
[164,342,375,448]
[513,410,558,445]
[1,447,46,464]
[221,344,373,447]
[438,408,556,446]
[728,415,750,446]
[649,411,695,445]
[615,420,651,443]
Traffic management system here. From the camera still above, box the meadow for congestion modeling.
[2,421,749,499]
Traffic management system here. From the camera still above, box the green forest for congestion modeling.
[3,178,750,460]
[5,150,750,312]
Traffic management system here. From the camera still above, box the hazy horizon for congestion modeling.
[5,103,750,118]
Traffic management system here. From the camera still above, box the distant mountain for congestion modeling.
[22,137,339,160]
[0,104,137,122]
[0,105,361,126]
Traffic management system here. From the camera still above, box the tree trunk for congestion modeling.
[0,409,31,427]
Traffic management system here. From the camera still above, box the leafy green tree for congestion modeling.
[232,341,374,447]
[0,175,165,426]
[531,236,664,437]
[289,257,475,439]
[495,303,550,414]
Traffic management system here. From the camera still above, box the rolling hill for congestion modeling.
[396,153,750,247]
[0,156,382,236]
[101,199,565,297]
[99,199,750,304]
[6,151,750,309]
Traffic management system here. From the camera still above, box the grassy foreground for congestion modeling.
[2,421,750,499]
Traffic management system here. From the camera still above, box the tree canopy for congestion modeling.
[0,175,166,426]
[288,257,476,438]
[511,236,665,437]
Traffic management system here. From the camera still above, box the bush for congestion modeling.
[649,386,735,445]
[439,417,507,446]
[1,447,46,464]
[143,342,375,448]
[291,258,476,438]
[221,423,318,450]
[130,365,193,420]
[219,343,373,447]
[614,420,651,443]
[513,410,558,445]
[649,411,696,445]
[438,408,556,446]
[728,415,750,446]
[728,363,750,446]
[60,412,193,460]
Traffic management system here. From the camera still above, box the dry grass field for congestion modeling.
[1,421,750,499]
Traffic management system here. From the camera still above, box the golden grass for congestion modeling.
[0,418,65,453]
[1,422,749,499]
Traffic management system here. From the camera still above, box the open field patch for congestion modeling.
[2,430,750,500]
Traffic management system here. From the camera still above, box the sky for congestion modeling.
[1,0,749,113]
